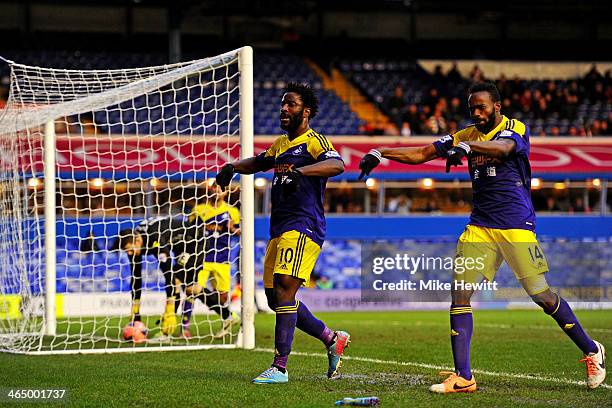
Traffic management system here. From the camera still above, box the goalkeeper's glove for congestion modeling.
[445,142,470,173]
[176,252,190,267]
[358,149,382,180]
[215,164,235,189]
[280,166,302,197]
[160,299,178,336]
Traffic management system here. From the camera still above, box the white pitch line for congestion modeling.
[412,321,612,334]
[339,320,612,334]
[253,348,612,390]
[477,323,612,334]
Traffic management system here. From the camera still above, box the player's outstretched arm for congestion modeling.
[297,158,344,177]
[464,139,516,159]
[233,156,275,174]
[216,156,274,188]
[358,144,438,179]
[380,144,439,165]
[277,159,343,197]
[445,139,516,172]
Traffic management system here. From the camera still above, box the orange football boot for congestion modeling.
[430,371,477,394]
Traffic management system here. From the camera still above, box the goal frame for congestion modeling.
[7,46,255,354]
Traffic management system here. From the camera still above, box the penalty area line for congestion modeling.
[253,347,611,390]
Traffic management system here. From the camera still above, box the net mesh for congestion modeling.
[0,48,247,353]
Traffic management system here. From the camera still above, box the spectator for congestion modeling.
[447,120,458,135]
[496,74,513,99]
[447,97,464,123]
[588,120,602,136]
[383,121,398,136]
[310,272,334,290]
[546,197,561,212]
[562,89,579,120]
[590,82,607,103]
[544,80,557,96]
[425,108,447,135]
[600,120,610,136]
[424,88,440,112]
[567,80,584,100]
[387,194,411,214]
[534,98,549,120]
[360,122,386,136]
[417,105,432,133]
[583,64,603,93]
[549,126,560,137]
[469,65,484,82]
[533,89,543,103]
[519,89,533,114]
[402,103,421,133]
[435,97,448,116]
[375,63,611,138]
[423,199,440,213]
[501,97,514,117]
[387,85,406,125]
[548,86,564,113]
[400,121,412,137]
[432,64,446,85]
[315,275,334,290]
[571,197,588,213]
[447,62,462,84]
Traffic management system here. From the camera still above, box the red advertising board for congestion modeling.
[17,136,612,178]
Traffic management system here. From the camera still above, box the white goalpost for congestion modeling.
[0,47,255,354]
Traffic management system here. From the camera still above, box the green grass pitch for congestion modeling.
[1,309,611,407]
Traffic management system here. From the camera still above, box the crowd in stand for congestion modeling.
[381,64,612,137]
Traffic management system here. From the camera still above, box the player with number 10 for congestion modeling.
[216,83,351,384]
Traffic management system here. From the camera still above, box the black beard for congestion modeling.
[475,115,497,133]
[281,110,303,134]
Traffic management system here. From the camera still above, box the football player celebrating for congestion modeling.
[358,81,606,392]
[216,82,351,384]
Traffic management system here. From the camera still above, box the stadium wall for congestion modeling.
[55,215,612,243]
[8,216,607,316]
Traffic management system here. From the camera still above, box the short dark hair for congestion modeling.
[113,228,136,251]
[284,82,319,119]
[468,81,501,103]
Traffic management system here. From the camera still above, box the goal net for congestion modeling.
[0,47,255,354]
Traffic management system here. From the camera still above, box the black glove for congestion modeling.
[358,149,382,180]
[216,164,235,188]
[280,167,302,197]
[445,142,470,173]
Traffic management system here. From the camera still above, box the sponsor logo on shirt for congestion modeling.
[324,150,341,159]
